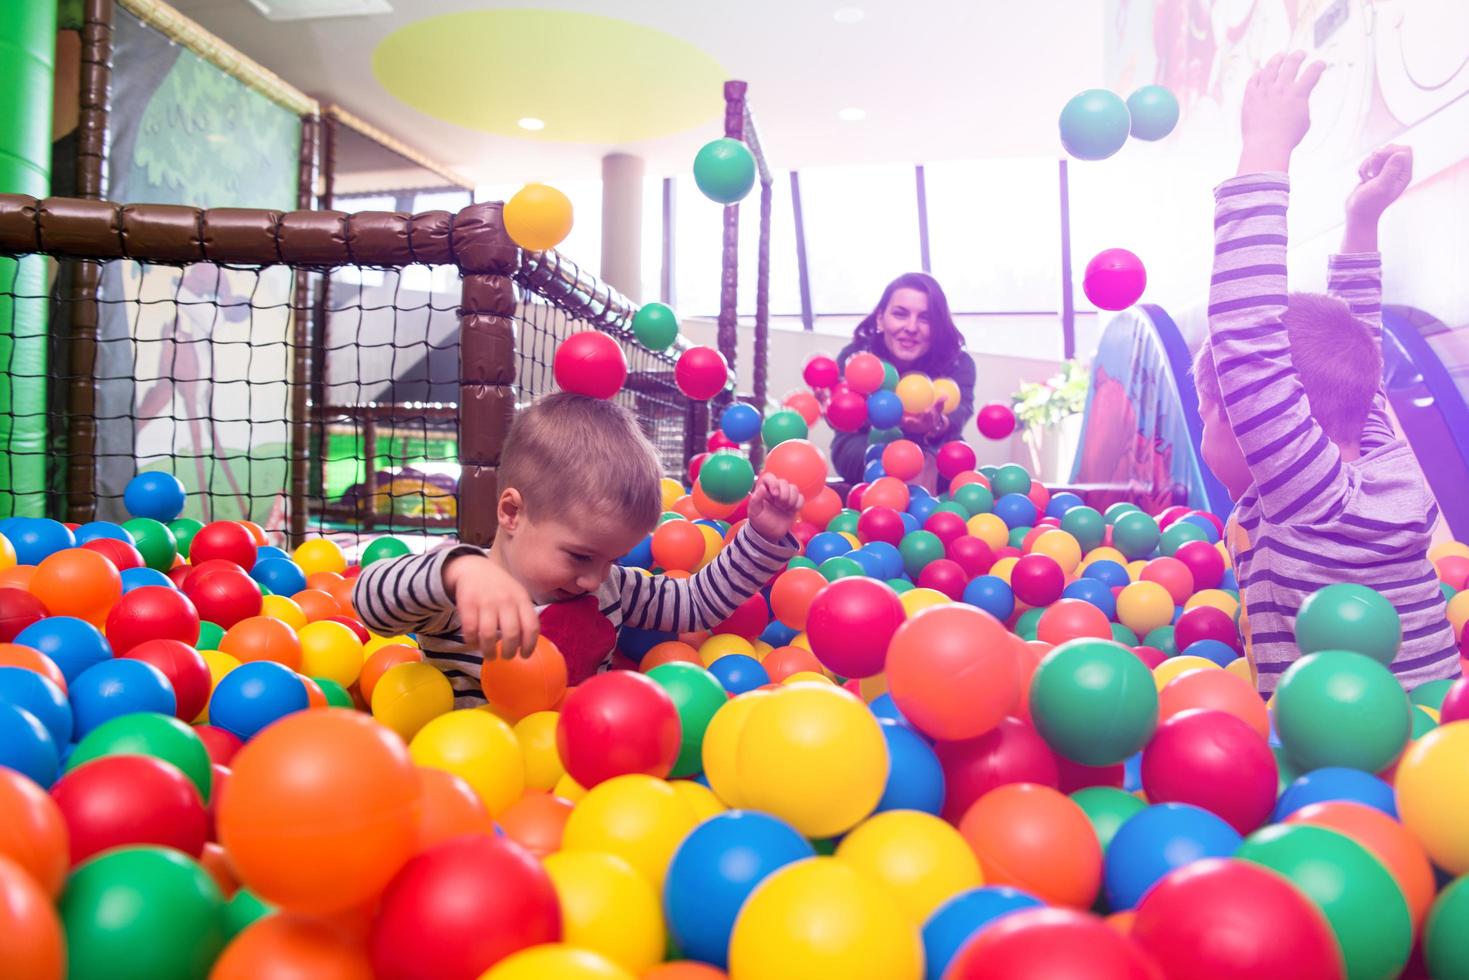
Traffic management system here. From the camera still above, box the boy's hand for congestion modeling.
[746,472,803,542]
[1346,145,1412,221]
[1238,51,1327,176]
[443,553,540,659]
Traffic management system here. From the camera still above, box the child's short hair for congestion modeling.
[497,392,664,530]
[1193,292,1382,445]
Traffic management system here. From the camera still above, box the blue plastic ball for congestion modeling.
[861,541,905,581]
[14,617,112,683]
[1062,578,1118,620]
[907,495,940,524]
[1179,513,1222,543]
[1083,559,1131,590]
[922,887,1044,980]
[1059,88,1131,161]
[1127,84,1180,141]
[254,545,290,563]
[617,626,675,661]
[617,536,654,569]
[74,522,135,546]
[0,703,60,786]
[124,472,188,522]
[1124,751,1143,792]
[847,548,887,579]
[70,658,176,739]
[1180,638,1238,668]
[5,518,76,566]
[805,532,853,565]
[869,693,913,729]
[720,403,762,443]
[1104,802,1242,910]
[759,620,798,648]
[962,575,1015,622]
[993,493,1039,529]
[863,459,886,482]
[250,557,307,598]
[875,718,944,816]
[120,567,175,594]
[0,666,72,746]
[708,653,769,695]
[867,390,904,430]
[208,660,308,741]
[864,444,885,464]
[1045,492,1085,519]
[1273,767,1398,821]
[664,811,815,968]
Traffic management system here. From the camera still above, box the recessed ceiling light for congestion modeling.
[838,107,866,122]
[833,7,864,23]
[518,117,546,131]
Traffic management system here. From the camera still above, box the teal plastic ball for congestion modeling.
[1059,89,1131,161]
[693,138,756,204]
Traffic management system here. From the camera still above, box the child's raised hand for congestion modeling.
[746,472,804,542]
[1238,51,1327,176]
[443,553,541,659]
[1346,145,1413,221]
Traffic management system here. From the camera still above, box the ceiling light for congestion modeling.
[518,117,546,131]
[833,7,865,23]
[247,0,392,21]
[838,107,866,122]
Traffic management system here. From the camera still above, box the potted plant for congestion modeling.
[1011,359,1089,482]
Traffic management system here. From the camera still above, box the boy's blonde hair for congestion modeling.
[498,392,664,530]
[1193,292,1382,445]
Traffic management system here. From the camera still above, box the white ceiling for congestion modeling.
[168,0,1110,186]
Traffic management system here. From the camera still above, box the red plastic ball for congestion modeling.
[1173,540,1225,591]
[976,402,1017,440]
[1132,858,1344,980]
[1174,605,1239,653]
[881,440,925,482]
[81,537,145,571]
[948,906,1158,979]
[1028,481,1051,513]
[707,430,739,453]
[553,330,627,399]
[51,754,207,865]
[856,506,905,547]
[1057,756,1126,793]
[946,535,995,578]
[194,724,243,767]
[1037,599,1113,645]
[1437,555,1469,591]
[0,588,48,641]
[803,355,839,389]
[933,717,1059,824]
[1439,677,1469,724]
[120,638,211,721]
[789,521,819,549]
[104,585,201,655]
[916,558,968,601]
[1156,506,1190,529]
[846,483,868,510]
[843,352,886,395]
[825,389,869,432]
[806,577,906,679]
[686,453,709,484]
[190,521,257,569]
[1131,645,1170,669]
[1010,554,1066,607]
[936,441,978,480]
[1083,248,1148,312]
[712,592,770,640]
[556,671,681,787]
[1141,708,1277,834]
[923,511,969,546]
[1141,557,1194,606]
[183,566,263,629]
[325,615,370,644]
[369,834,560,980]
[675,346,730,401]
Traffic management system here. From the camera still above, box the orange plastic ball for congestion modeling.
[770,567,827,631]
[1036,599,1112,645]
[887,605,1020,741]
[415,766,496,852]
[643,963,729,980]
[950,471,990,491]
[639,641,702,672]
[0,565,36,591]
[480,634,569,723]
[496,792,574,860]
[881,440,925,483]
[359,644,425,703]
[220,615,304,670]
[199,841,240,897]
[293,589,345,623]
[671,496,699,520]
[761,645,826,683]
[692,483,739,521]
[0,768,68,899]
[652,521,707,573]
[0,644,66,694]
[306,571,345,594]
[783,390,822,427]
[325,577,359,618]
[800,487,842,529]
[238,520,269,547]
[217,709,420,915]
[0,853,64,980]
[844,352,886,395]
[1286,801,1436,931]
[300,676,328,708]
[762,439,828,502]
[210,914,374,980]
[30,547,121,624]
[958,782,1102,908]
[860,476,911,513]
[1158,666,1269,740]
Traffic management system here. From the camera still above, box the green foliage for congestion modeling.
[1011,359,1089,431]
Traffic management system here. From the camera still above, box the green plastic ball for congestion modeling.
[60,846,226,980]
[1273,745,1302,797]
[880,361,899,392]
[223,887,274,939]
[1274,651,1412,774]
[699,451,755,504]
[1411,705,1439,740]
[1110,623,1139,646]
[990,463,1032,498]
[196,622,225,651]
[1007,526,1031,549]
[787,556,818,572]
[979,465,1000,481]
[658,511,685,525]
[361,536,412,566]
[1142,625,1177,657]
[952,483,994,517]
[818,556,865,582]
[1104,502,1141,525]
[1029,638,1159,766]
[932,501,969,520]
[68,711,213,803]
[1425,874,1469,980]
[1060,506,1105,551]
[632,302,679,351]
[1296,583,1403,665]
[1112,511,1161,560]
[647,661,727,777]
[1071,786,1148,855]
[1059,89,1131,161]
[1411,678,1454,710]
[1442,582,1458,603]
[1236,824,1412,980]
[123,517,178,572]
[868,427,901,446]
[692,137,755,204]
[314,677,354,708]
[886,578,915,594]
[1159,520,1209,557]
[761,409,808,448]
[167,518,204,560]
[827,511,860,535]
[898,530,945,578]
[1014,607,1043,642]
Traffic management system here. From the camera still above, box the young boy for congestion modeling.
[1195,51,1458,693]
[354,392,804,707]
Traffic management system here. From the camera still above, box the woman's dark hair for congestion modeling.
[851,272,964,374]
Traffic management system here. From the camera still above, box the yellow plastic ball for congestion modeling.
[503,183,575,253]
[1125,560,1148,582]
[372,661,452,741]
[736,684,887,839]
[1429,541,1469,564]
[1215,540,1233,567]
[555,772,588,803]
[562,774,697,887]
[790,632,811,652]
[838,531,861,550]
[702,691,770,808]
[364,632,417,657]
[782,670,834,686]
[0,532,15,571]
[671,779,726,821]
[895,373,936,415]
[751,640,773,661]
[697,525,723,570]
[1152,655,1221,690]
[989,557,1018,585]
[260,594,307,632]
[858,673,889,702]
[293,537,346,577]
[1419,705,1441,724]
[728,857,923,980]
[480,944,633,980]
[660,478,685,513]
[543,851,665,973]
[701,634,756,667]
[1448,591,1469,639]
[899,588,949,616]
[1080,547,1127,570]
[195,649,242,723]
[967,513,1009,551]
[1031,530,1082,575]
[1186,589,1240,619]
[410,708,525,816]
[1118,580,1175,635]
[298,619,364,688]
[513,710,565,792]
[932,377,961,414]
[1224,657,1255,686]
[835,810,982,923]
[1395,721,1469,874]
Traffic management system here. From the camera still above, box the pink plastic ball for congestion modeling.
[1083,248,1147,311]
[1174,605,1240,653]
[846,483,868,510]
[1437,677,1469,724]
[936,441,978,479]
[1141,708,1277,834]
[1141,557,1195,606]
[857,506,906,547]
[923,511,969,546]
[826,389,869,432]
[553,331,627,399]
[1174,540,1225,591]
[675,346,730,401]
[976,403,1017,440]
[947,535,996,578]
[805,577,906,679]
[1132,645,1170,669]
[1010,554,1066,607]
[917,559,968,601]
[803,355,839,389]
[934,717,1060,824]
[707,430,739,453]
[686,452,708,484]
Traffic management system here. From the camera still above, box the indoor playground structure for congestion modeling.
[3,2,1469,980]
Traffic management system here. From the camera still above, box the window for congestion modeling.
[799,163,921,314]
[671,172,801,318]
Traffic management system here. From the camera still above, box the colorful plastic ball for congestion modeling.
[1031,639,1159,766]
[541,850,663,974]
[182,565,261,630]
[1174,604,1238,653]
[59,846,224,980]
[27,548,118,626]
[208,660,308,741]
[1132,858,1343,980]
[728,857,922,980]
[706,652,768,695]
[0,767,68,899]
[184,521,251,570]
[921,887,1043,980]
[0,702,59,786]
[1172,538,1224,591]
[371,661,452,742]
[843,351,886,395]
[693,137,756,204]
[933,441,975,480]
[871,718,944,817]
[104,584,200,657]
[825,388,868,431]
[407,709,524,818]
[1425,874,1469,980]
[1070,785,1147,856]
[650,520,705,574]
[504,181,574,250]
[1035,598,1112,646]
[554,331,628,399]
[123,472,187,523]
[1103,802,1242,910]
[638,663,723,780]
[1126,84,1179,140]
[1059,88,1131,160]
[563,774,698,887]
[1111,511,1160,560]
[1237,823,1411,980]
[1286,800,1434,932]
[78,537,142,573]
[357,537,410,570]
[987,464,1028,499]
[946,906,1155,979]
[6,518,75,566]
[675,346,730,401]
[0,588,48,643]
[631,301,679,352]
[219,615,303,672]
[52,754,207,865]
[1142,709,1276,834]
[558,671,681,787]
[69,658,176,740]
[958,574,1012,622]
[958,783,1101,908]
[1158,519,1208,557]
[1115,581,1173,637]
[1296,583,1403,665]
[0,665,70,747]
[1009,553,1064,607]
[895,372,936,415]
[761,409,811,451]
[975,402,1016,439]
[249,556,307,598]
[294,619,361,689]
[805,577,904,680]
[761,438,827,502]
[1395,722,1469,874]
[803,354,839,389]
[1274,651,1411,774]
[208,913,375,980]
[993,492,1039,530]
[1157,665,1267,738]
[836,808,981,927]
[888,605,1020,742]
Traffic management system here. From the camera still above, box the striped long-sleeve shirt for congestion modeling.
[353,524,798,708]
[1211,174,1457,692]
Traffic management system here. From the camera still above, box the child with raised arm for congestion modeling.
[354,393,803,707]
[1193,51,1458,693]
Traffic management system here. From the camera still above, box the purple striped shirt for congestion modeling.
[1210,175,1457,692]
